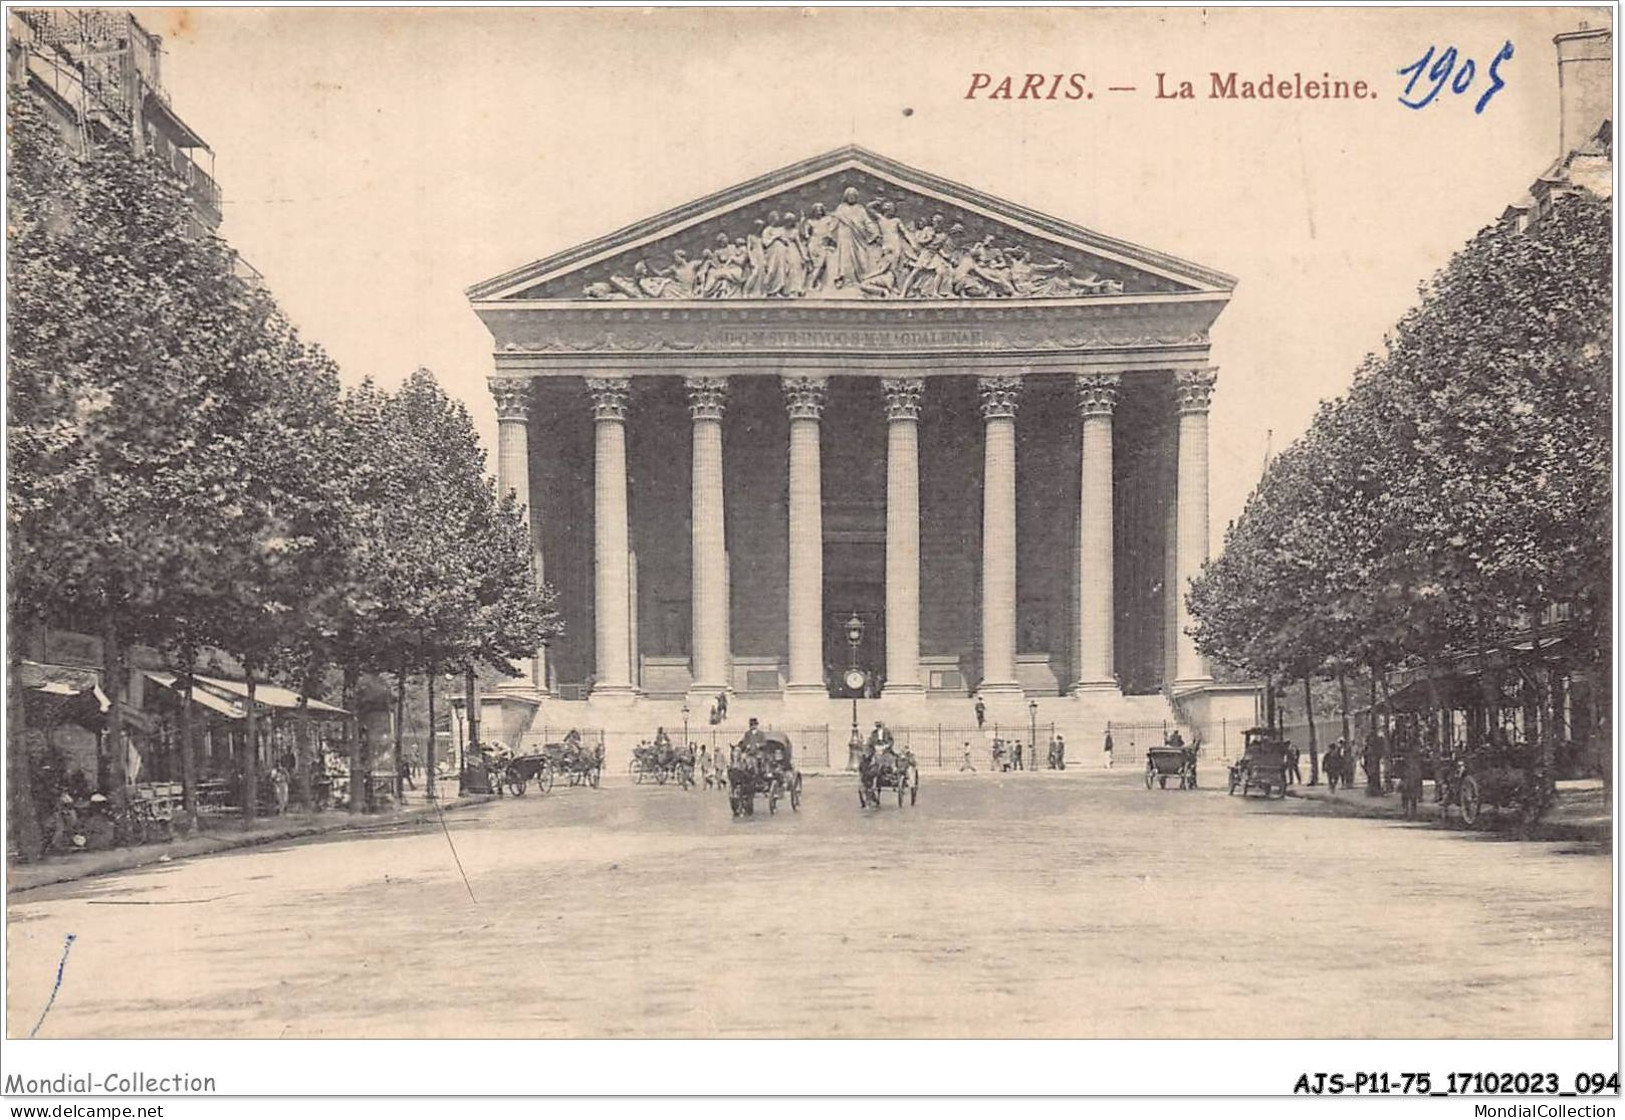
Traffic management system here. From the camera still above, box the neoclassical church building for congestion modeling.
[466,147,1257,761]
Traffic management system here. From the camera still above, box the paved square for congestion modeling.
[7,770,1611,1038]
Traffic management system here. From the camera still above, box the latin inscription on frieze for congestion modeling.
[711,327,986,350]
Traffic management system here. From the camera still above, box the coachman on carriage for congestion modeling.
[629,726,695,789]
[543,729,604,789]
[857,722,918,808]
[727,720,802,817]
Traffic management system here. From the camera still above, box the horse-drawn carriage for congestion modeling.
[631,738,695,789]
[544,736,604,789]
[728,730,802,817]
[1228,728,1290,798]
[1436,742,1555,828]
[496,748,554,797]
[858,742,918,808]
[1144,746,1197,790]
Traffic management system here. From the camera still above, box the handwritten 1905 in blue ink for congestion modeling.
[1398,40,1514,113]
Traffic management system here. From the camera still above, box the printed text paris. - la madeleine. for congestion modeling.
[964,72,1378,101]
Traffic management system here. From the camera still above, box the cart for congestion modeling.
[1144,747,1197,790]
[1228,728,1290,798]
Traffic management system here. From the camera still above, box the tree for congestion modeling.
[9,91,254,816]
[1189,190,1611,795]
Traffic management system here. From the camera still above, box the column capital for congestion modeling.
[977,374,1023,420]
[684,375,729,422]
[489,376,534,423]
[881,376,925,422]
[586,376,632,422]
[1075,372,1122,418]
[781,375,829,421]
[1174,367,1219,415]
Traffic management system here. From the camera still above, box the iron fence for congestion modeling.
[510,716,1248,772]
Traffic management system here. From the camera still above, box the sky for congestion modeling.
[148,5,1608,551]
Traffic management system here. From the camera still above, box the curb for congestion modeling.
[1283,786,1610,843]
[6,795,498,896]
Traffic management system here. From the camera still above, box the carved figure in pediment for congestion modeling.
[743,221,769,298]
[802,203,838,293]
[759,210,807,297]
[583,280,630,299]
[632,259,690,299]
[902,213,954,298]
[871,201,910,291]
[700,233,748,298]
[671,250,704,296]
[827,187,882,294]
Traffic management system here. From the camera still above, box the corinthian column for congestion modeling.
[587,376,635,698]
[490,376,545,693]
[1074,373,1120,693]
[686,376,730,700]
[782,375,828,697]
[882,377,925,697]
[1173,368,1217,688]
[978,375,1023,696]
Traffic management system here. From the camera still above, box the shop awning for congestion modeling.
[144,673,346,718]
[1377,674,1486,714]
[144,672,247,720]
[191,674,348,716]
[21,661,110,730]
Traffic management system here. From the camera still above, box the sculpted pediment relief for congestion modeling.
[471,148,1235,306]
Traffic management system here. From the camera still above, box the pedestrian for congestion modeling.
[715,690,729,723]
[1103,728,1114,769]
[974,695,986,730]
[270,764,291,816]
[1055,734,1066,770]
[960,742,975,772]
[1013,739,1024,771]
[1288,742,1303,785]
[698,745,711,789]
[991,739,1005,772]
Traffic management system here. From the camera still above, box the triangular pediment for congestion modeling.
[468,147,1234,305]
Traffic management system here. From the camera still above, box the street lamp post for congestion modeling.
[681,703,690,750]
[846,611,865,770]
[1028,699,1038,773]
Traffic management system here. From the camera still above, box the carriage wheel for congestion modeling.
[539,763,555,793]
[633,763,644,784]
[1145,766,1155,790]
[505,772,528,797]
[790,774,802,812]
[1459,775,1483,828]
[1274,780,1288,799]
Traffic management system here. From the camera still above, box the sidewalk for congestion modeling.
[6,788,496,896]
[1285,777,1611,842]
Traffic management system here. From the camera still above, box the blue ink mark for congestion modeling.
[1478,41,1514,114]
[1397,40,1513,113]
[29,933,77,1039]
